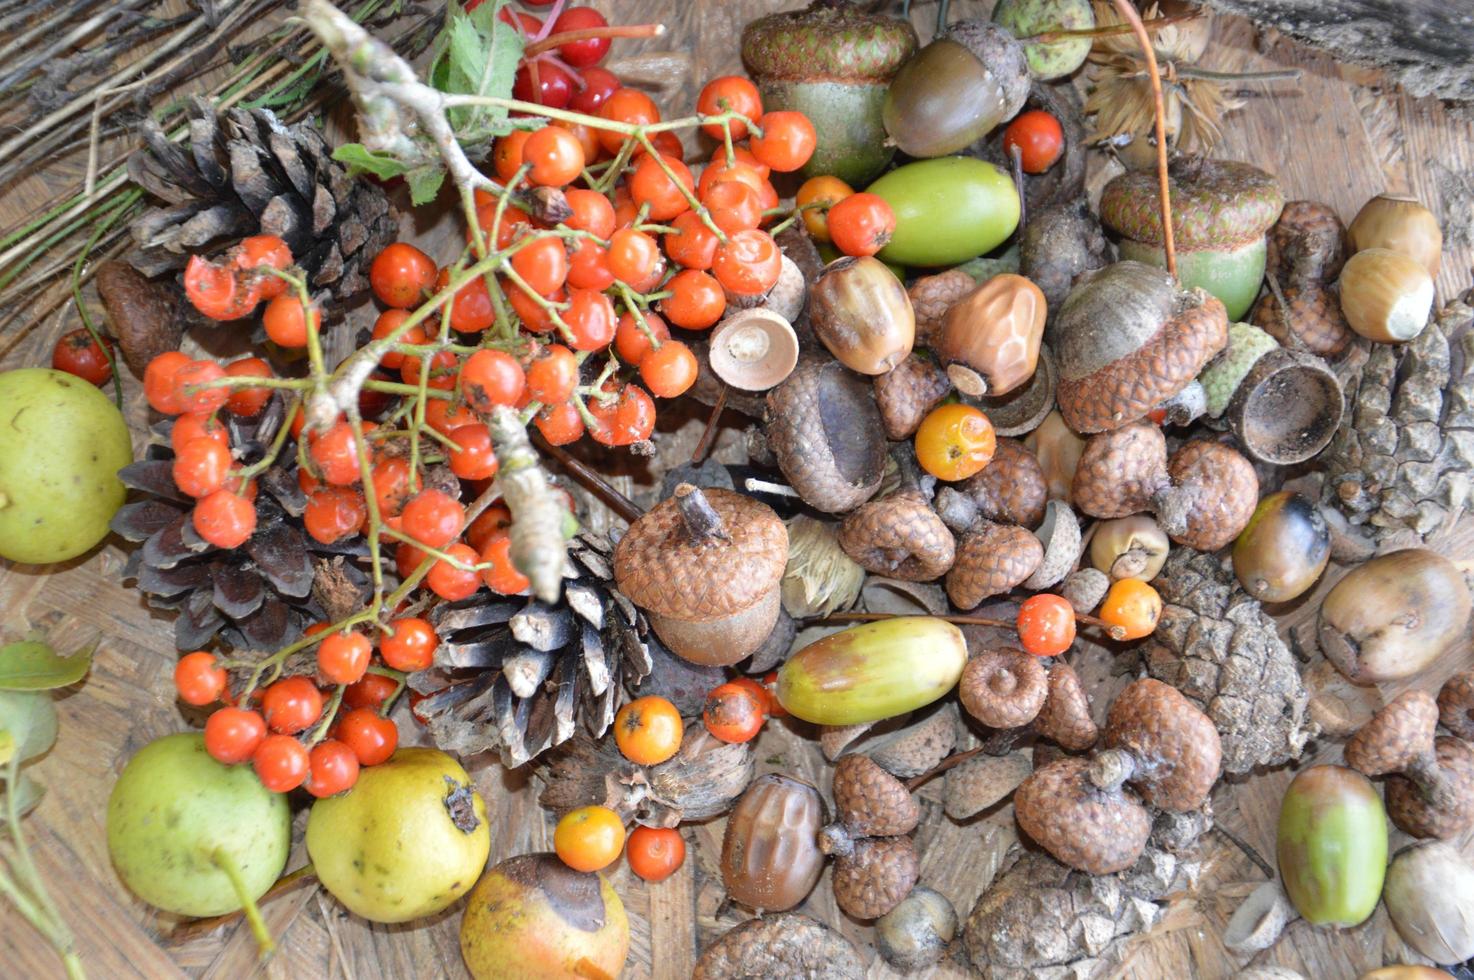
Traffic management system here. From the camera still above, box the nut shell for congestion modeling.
[1071,422,1169,520]
[1344,690,1438,776]
[959,648,1048,729]
[1161,440,1258,551]
[943,750,1032,819]
[614,489,787,621]
[959,438,1048,528]
[1386,736,1474,840]
[809,256,915,375]
[1034,662,1098,751]
[945,521,1043,610]
[720,774,826,911]
[693,913,864,980]
[838,490,956,582]
[1014,757,1151,874]
[831,754,920,837]
[766,357,887,513]
[1103,678,1222,812]
[832,835,920,920]
[873,354,952,440]
[1438,672,1474,741]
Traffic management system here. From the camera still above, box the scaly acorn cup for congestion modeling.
[742,0,918,185]
[776,616,967,725]
[1100,157,1284,320]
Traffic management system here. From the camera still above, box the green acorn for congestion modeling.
[742,0,917,185]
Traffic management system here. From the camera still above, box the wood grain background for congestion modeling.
[2,2,1473,978]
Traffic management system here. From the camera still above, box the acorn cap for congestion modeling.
[1198,322,1278,418]
[830,753,919,837]
[977,343,1058,437]
[945,521,1043,610]
[1095,678,1222,812]
[614,486,787,622]
[709,309,800,392]
[873,354,952,441]
[960,438,1047,529]
[942,750,1032,820]
[1034,662,1098,752]
[1385,736,1474,840]
[1100,157,1284,251]
[1071,422,1170,520]
[1014,756,1152,874]
[1227,346,1344,466]
[1265,200,1348,286]
[1022,500,1081,591]
[1438,671,1474,741]
[959,648,1048,729]
[838,489,956,582]
[1062,567,1110,615]
[1160,439,1258,551]
[1251,282,1354,358]
[831,834,920,920]
[741,0,919,82]
[693,913,865,980]
[867,703,959,779]
[766,357,888,514]
[1344,689,1438,776]
[908,268,978,350]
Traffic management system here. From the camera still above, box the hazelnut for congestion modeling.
[1347,193,1442,278]
[1338,247,1434,343]
[959,648,1048,729]
[937,274,1046,397]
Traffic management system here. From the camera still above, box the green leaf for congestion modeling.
[0,772,44,825]
[0,691,58,763]
[435,0,522,133]
[406,166,448,206]
[332,143,412,182]
[0,640,95,690]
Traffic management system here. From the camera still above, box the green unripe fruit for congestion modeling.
[307,747,490,923]
[993,0,1095,81]
[868,157,1021,268]
[0,368,132,564]
[107,733,290,917]
[1276,765,1388,928]
[776,616,968,725]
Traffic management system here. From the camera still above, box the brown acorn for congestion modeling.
[873,354,952,440]
[1265,200,1348,286]
[1061,567,1110,615]
[838,489,956,582]
[721,773,826,911]
[1438,671,1474,740]
[1386,737,1474,840]
[1091,678,1222,812]
[693,913,864,980]
[1346,690,1474,840]
[1070,421,1170,520]
[958,648,1048,729]
[1034,662,1099,751]
[1159,439,1258,551]
[945,521,1043,610]
[1014,756,1152,874]
[830,835,920,920]
[957,438,1048,528]
[765,356,888,513]
[908,268,977,349]
[827,754,920,838]
[1251,283,1353,358]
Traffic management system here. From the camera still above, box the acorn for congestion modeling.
[1051,261,1228,433]
[945,520,1043,610]
[875,887,958,973]
[1061,567,1110,615]
[936,274,1047,397]
[1438,671,1474,741]
[1014,756,1152,874]
[959,648,1048,729]
[614,485,788,667]
[953,438,1048,530]
[873,354,952,440]
[1025,408,1084,502]
[1232,491,1331,603]
[1345,690,1474,840]
[765,357,888,513]
[829,835,920,920]
[1160,439,1259,551]
[1100,157,1285,320]
[1034,662,1098,751]
[907,268,977,349]
[837,489,956,582]
[741,1,919,184]
[1019,199,1112,311]
[882,20,1029,159]
[721,774,826,912]
[1266,200,1349,286]
[1347,194,1443,278]
[1251,282,1355,359]
[992,0,1095,80]
[809,256,916,375]
[1091,678,1222,812]
[826,754,920,839]
[1090,515,1170,582]
[1338,247,1435,343]
[693,913,864,980]
[1070,421,1171,520]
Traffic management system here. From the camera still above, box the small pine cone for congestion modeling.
[1071,422,1169,520]
[832,755,920,837]
[874,355,952,440]
[838,490,956,581]
[909,269,976,348]
[1251,283,1353,358]
[946,521,1042,610]
[1266,200,1347,286]
[960,439,1048,528]
[832,835,920,920]
[1385,737,1474,839]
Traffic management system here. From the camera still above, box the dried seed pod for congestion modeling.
[945,521,1043,610]
[838,490,956,582]
[875,886,958,973]
[1034,662,1098,751]
[829,754,920,838]
[1339,248,1435,344]
[943,750,1032,819]
[765,357,888,513]
[909,268,977,349]
[1265,200,1348,286]
[708,308,800,391]
[1251,282,1353,358]
[1348,194,1443,278]
[1159,439,1258,551]
[693,913,864,980]
[959,648,1048,729]
[958,438,1047,528]
[96,260,183,377]
[614,485,788,666]
[937,274,1046,397]
[1070,422,1169,520]
[1062,566,1110,614]
[809,256,916,375]
[1438,672,1474,740]
[1386,737,1474,840]
[1022,500,1081,591]
[1014,756,1152,874]
[1092,678,1222,812]
[873,354,952,440]
[721,774,826,911]
[831,835,919,920]
[1052,261,1229,433]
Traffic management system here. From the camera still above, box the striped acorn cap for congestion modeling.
[1100,157,1284,251]
[742,0,918,82]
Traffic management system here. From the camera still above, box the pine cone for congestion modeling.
[127,96,397,300]
[416,534,655,767]
[1320,297,1474,542]
[111,399,347,652]
[1144,548,1313,775]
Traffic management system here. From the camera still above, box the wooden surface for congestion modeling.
[3,2,1474,979]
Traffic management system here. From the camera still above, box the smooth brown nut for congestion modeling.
[937,274,1046,397]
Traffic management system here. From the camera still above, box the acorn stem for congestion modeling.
[1088,748,1137,794]
[1110,0,1175,277]
[674,483,731,544]
[1407,751,1457,810]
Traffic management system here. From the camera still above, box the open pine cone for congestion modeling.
[127,96,397,300]
[415,534,654,767]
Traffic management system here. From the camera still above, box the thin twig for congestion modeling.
[811,610,1128,641]
[532,434,644,524]
[1214,823,1275,879]
[690,384,728,464]
[1111,0,1175,278]
[1021,10,1201,44]
[906,747,986,791]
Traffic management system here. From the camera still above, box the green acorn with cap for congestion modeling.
[742,0,918,185]
[1100,157,1284,320]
